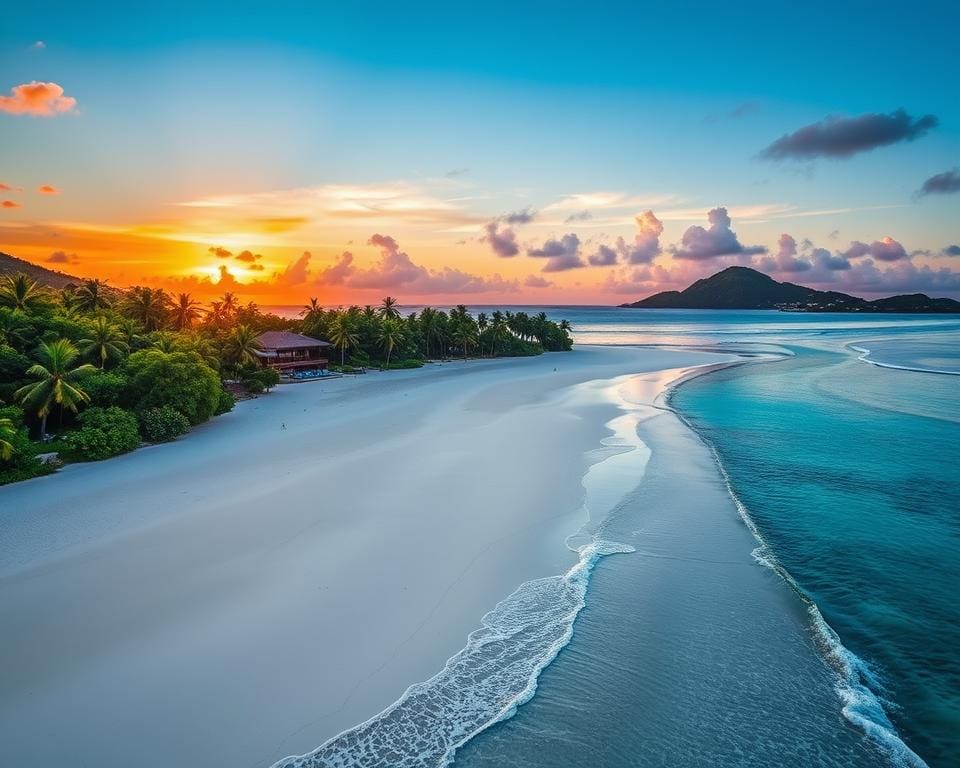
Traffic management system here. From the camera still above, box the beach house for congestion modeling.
[254,331,332,373]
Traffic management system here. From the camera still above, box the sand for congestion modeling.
[0,345,731,768]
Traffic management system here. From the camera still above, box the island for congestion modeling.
[620,266,960,313]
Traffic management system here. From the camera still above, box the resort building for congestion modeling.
[254,331,333,373]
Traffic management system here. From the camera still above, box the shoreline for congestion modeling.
[0,345,731,768]
[664,344,928,768]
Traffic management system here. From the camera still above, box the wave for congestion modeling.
[666,373,929,768]
[849,344,960,376]
[270,539,634,768]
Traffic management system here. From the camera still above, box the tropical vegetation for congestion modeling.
[0,270,572,484]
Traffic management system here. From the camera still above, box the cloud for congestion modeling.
[588,244,618,266]
[46,250,78,264]
[672,206,766,260]
[703,101,760,123]
[0,183,13,191]
[444,168,469,178]
[38,184,60,195]
[760,233,811,272]
[208,246,233,259]
[248,263,265,271]
[0,81,78,116]
[483,221,520,257]
[916,168,960,197]
[616,210,663,264]
[810,247,850,271]
[31,41,46,50]
[842,236,909,262]
[544,191,679,212]
[273,251,312,286]
[234,249,262,263]
[177,181,480,229]
[317,251,355,284]
[564,210,593,224]
[319,234,518,294]
[2,200,20,209]
[524,275,553,288]
[527,233,585,273]
[216,265,240,287]
[943,245,960,257]
[501,207,537,225]
[760,109,937,161]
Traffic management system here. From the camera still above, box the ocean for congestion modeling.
[274,307,960,768]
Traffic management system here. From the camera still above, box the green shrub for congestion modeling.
[62,407,140,461]
[0,406,55,485]
[215,388,235,415]
[139,406,191,442]
[241,367,281,394]
[383,358,424,369]
[123,349,221,425]
[78,370,129,407]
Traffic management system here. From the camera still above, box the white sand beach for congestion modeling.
[0,345,730,768]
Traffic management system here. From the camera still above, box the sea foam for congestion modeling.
[272,376,652,768]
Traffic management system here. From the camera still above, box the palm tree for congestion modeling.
[123,286,168,331]
[15,339,96,437]
[75,279,112,312]
[79,316,129,368]
[328,313,359,367]
[0,309,32,350]
[476,312,489,356]
[378,296,400,319]
[225,324,262,368]
[377,317,404,370]
[489,316,508,358]
[301,297,323,319]
[150,331,179,353]
[115,316,145,348]
[0,273,48,313]
[452,318,478,362]
[169,292,203,330]
[0,417,15,461]
[220,292,239,316]
[559,319,572,333]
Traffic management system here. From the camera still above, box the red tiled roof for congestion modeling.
[255,331,332,350]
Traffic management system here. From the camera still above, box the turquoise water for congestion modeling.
[671,347,960,764]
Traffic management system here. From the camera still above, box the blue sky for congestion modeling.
[0,0,958,301]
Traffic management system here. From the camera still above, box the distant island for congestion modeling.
[620,266,960,313]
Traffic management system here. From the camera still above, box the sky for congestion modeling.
[1,0,958,304]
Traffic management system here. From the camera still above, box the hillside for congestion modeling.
[0,252,85,290]
[620,266,960,313]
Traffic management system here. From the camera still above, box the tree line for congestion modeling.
[0,273,572,483]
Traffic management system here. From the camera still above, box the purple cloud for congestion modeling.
[501,207,537,225]
[760,109,937,161]
[588,244,618,266]
[483,221,520,257]
[843,237,909,262]
[617,210,663,264]
[524,275,553,288]
[760,234,810,272]
[528,233,585,272]
[917,168,960,197]
[672,207,766,260]
[943,245,960,257]
[564,210,593,224]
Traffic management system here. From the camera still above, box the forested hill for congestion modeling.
[0,252,83,290]
[620,266,960,313]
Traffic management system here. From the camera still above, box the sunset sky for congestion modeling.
[1,1,958,304]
